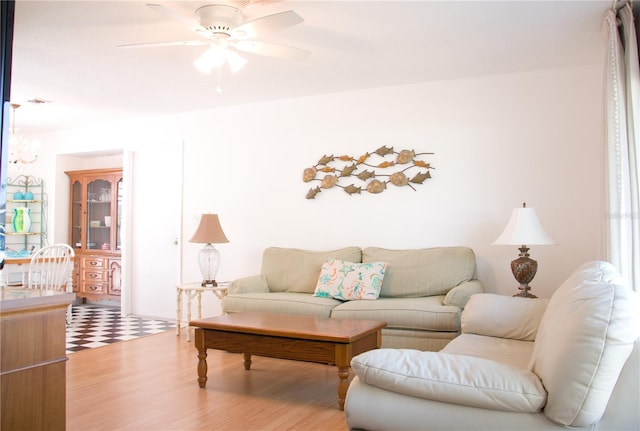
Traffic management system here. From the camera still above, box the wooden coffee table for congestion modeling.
[190,311,386,410]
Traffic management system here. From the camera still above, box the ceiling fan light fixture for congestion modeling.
[194,36,247,74]
[225,49,247,73]
[193,55,212,74]
[194,45,226,74]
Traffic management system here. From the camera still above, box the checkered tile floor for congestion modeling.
[66,304,175,354]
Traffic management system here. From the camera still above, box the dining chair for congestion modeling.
[27,243,75,323]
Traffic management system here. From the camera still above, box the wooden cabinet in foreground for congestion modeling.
[1,288,75,430]
[66,168,123,302]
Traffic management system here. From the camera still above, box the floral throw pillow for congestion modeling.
[314,258,387,300]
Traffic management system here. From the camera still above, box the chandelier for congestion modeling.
[9,103,38,166]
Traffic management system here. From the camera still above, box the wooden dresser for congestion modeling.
[0,288,75,430]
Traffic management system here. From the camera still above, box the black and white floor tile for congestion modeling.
[66,304,175,354]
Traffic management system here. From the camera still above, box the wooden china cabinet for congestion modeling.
[65,168,123,302]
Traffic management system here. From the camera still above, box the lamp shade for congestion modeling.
[493,204,555,246]
[189,214,229,244]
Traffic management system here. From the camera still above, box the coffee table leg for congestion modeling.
[336,344,351,410]
[337,366,350,410]
[243,353,252,370]
[194,328,208,388]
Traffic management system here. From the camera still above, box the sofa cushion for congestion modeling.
[222,292,342,318]
[261,247,362,294]
[313,258,387,301]
[331,296,460,332]
[363,247,476,297]
[529,261,640,428]
[462,294,549,341]
[351,349,547,412]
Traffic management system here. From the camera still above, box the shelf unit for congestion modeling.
[4,175,47,254]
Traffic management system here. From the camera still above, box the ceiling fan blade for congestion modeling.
[232,40,310,60]
[118,40,208,48]
[146,3,209,37]
[232,10,303,39]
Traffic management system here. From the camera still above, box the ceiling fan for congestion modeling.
[119,1,310,76]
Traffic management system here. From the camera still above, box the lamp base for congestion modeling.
[198,244,221,289]
[513,289,537,299]
[510,246,538,299]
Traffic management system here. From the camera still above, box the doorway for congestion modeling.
[56,140,183,319]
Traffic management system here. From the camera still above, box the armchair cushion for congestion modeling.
[461,294,549,341]
[529,261,640,428]
[351,348,547,413]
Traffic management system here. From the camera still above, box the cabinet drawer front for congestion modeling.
[82,270,107,282]
[81,283,108,294]
[81,257,106,268]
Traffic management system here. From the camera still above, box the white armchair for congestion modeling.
[345,261,640,430]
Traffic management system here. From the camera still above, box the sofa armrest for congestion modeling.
[462,294,549,341]
[227,275,270,294]
[351,349,546,413]
[443,280,483,308]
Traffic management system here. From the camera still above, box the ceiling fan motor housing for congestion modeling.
[196,5,244,34]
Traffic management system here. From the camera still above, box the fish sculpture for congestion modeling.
[304,147,433,198]
[306,186,321,199]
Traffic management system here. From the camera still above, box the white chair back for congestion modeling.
[27,244,75,291]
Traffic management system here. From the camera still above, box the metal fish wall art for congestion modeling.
[303,146,434,199]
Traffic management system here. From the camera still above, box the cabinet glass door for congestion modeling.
[116,179,123,251]
[86,179,111,251]
[71,181,82,249]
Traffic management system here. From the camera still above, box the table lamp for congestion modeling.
[492,203,555,298]
[190,213,229,287]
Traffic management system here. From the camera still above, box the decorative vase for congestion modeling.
[13,191,23,200]
[99,188,110,202]
[13,207,32,233]
[24,191,34,200]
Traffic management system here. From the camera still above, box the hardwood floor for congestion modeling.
[66,330,351,430]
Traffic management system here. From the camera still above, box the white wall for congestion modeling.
[26,64,604,318]
[6,151,122,247]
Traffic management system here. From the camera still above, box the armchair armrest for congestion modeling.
[443,280,483,308]
[462,294,549,341]
[351,349,546,413]
[227,275,270,294]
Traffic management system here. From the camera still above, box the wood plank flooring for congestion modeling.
[66,330,351,431]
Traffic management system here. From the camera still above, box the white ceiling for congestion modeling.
[10,0,610,135]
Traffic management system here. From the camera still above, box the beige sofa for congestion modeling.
[222,246,483,351]
[344,261,640,430]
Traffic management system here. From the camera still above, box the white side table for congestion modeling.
[176,282,229,341]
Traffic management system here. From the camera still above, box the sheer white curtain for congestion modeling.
[603,2,639,292]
